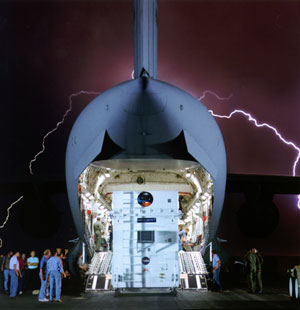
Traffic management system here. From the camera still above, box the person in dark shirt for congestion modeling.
[108,226,113,251]
[17,253,26,294]
[255,249,264,293]
[1,251,13,294]
[244,248,258,293]
[77,253,88,293]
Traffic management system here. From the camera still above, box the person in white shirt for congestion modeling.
[9,252,21,298]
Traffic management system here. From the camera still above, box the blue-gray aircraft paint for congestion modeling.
[66,0,226,251]
[65,77,227,245]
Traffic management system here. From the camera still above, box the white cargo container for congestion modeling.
[111,191,180,292]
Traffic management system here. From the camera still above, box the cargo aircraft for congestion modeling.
[2,0,299,295]
[65,0,225,294]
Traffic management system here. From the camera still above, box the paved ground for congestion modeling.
[0,287,298,310]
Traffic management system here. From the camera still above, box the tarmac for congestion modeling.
[0,287,298,310]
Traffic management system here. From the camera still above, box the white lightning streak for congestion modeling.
[0,196,24,248]
[29,91,100,175]
[199,90,300,209]
[198,90,233,101]
[210,109,300,175]
[210,109,300,209]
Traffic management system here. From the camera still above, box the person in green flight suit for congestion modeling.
[244,248,258,293]
[93,217,105,252]
[255,249,263,293]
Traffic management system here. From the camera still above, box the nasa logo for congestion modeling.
[142,257,150,265]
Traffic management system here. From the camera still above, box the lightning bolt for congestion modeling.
[2,91,101,246]
[29,91,100,175]
[198,90,233,101]
[209,109,300,176]
[199,90,300,209]
[0,196,23,248]
[6,91,99,245]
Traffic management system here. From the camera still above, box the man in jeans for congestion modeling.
[9,251,21,298]
[47,249,66,303]
[1,251,13,294]
[212,250,222,292]
[38,249,51,302]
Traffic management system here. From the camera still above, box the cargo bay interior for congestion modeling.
[78,159,213,292]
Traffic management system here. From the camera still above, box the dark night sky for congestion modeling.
[0,0,299,257]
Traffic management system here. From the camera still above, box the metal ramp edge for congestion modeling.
[179,251,208,290]
[86,252,112,291]
[85,251,208,291]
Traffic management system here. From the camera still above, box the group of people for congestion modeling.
[93,217,113,252]
[178,226,264,293]
[0,247,81,302]
[38,248,66,302]
[178,227,202,252]
[210,247,264,293]
[1,244,264,297]
[0,250,41,297]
